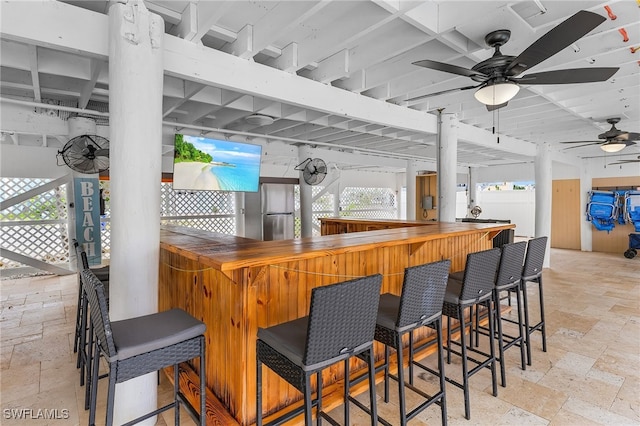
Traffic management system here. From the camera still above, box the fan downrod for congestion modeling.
[606,117,621,125]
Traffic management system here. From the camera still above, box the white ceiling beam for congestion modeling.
[1,103,68,136]
[192,1,235,43]
[162,35,440,133]
[162,81,205,117]
[0,1,109,59]
[265,42,298,73]
[221,24,253,59]
[28,45,41,102]
[335,69,366,92]
[300,49,349,83]
[78,59,104,109]
[173,2,197,40]
[251,1,330,56]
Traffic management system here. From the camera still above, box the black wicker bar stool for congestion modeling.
[463,241,528,387]
[72,239,109,389]
[442,248,501,420]
[256,274,382,426]
[520,236,548,365]
[81,269,206,426]
[368,259,451,426]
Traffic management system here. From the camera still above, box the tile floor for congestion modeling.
[1,248,639,425]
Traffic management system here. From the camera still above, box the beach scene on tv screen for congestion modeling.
[173,134,262,191]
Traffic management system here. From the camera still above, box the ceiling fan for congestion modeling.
[561,118,640,153]
[408,10,618,110]
[609,156,640,166]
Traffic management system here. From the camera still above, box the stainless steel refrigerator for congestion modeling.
[261,183,295,240]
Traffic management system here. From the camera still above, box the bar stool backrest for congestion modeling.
[81,269,117,359]
[495,241,527,288]
[73,239,87,271]
[304,274,382,366]
[460,248,502,303]
[396,259,451,329]
[522,237,548,281]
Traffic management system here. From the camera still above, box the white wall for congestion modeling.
[476,163,535,183]
[476,190,535,237]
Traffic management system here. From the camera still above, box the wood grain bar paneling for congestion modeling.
[159,221,514,425]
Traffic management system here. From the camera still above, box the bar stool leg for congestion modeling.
[174,364,180,425]
[256,356,263,426]
[435,319,447,426]
[446,315,452,364]
[343,359,350,426]
[317,371,323,426]
[494,290,507,387]
[538,277,547,353]
[304,375,313,426]
[396,334,407,426]
[459,305,471,420]
[200,339,206,426]
[366,348,378,426]
[84,321,94,410]
[487,299,498,398]
[408,332,414,386]
[521,282,533,366]
[515,285,526,371]
[383,346,390,402]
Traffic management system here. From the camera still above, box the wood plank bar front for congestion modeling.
[158,221,514,425]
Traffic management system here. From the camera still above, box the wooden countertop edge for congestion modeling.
[160,223,514,272]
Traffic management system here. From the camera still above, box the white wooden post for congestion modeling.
[580,159,592,251]
[406,160,417,220]
[108,1,164,424]
[439,113,458,222]
[299,146,313,237]
[535,143,553,267]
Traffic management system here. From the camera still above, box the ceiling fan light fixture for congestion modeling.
[474,82,520,105]
[600,141,626,153]
[245,114,274,126]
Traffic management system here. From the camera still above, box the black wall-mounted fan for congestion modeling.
[561,118,639,151]
[409,10,618,110]
[57,134,110,174]
[295,158,327,185]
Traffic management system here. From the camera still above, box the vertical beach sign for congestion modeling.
[74,177,101,266]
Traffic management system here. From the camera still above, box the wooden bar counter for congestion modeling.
[158,221,514,425]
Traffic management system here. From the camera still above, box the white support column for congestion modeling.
[579,159,592,251]
[108,2,164,424]
[332,179,340,217]
[299,146,313,237]
[535,143,552,267]
[235,192,245,237]
[396,172,404,219]
[438,113,458,222]
[467,166,478,218]
[406,160,417,220]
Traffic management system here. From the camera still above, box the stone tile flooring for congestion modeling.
[1,248,638,425]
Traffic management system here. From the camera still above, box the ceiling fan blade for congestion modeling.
[412,60,487,79]
[560,140,601,144]
[562,142,602,150]
[617,132,640,141]
[406,84,481,102]
[506,10,606,76]
[608,160,640,165]
[515,68,618,85]
[486,102,508,112]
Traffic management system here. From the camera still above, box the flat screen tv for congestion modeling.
[172,134,262,192]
